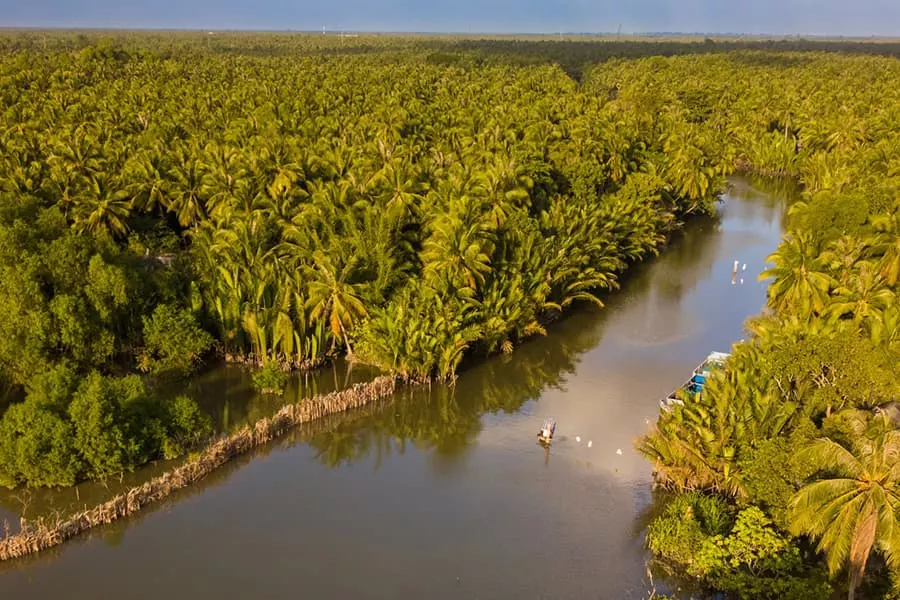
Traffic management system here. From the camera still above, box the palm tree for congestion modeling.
[827,262,895,325]
[420,212,493,292]
[872,210,900,286]
[376,161,425,223]
[760,232,835,318]
[639,364,797,499]
[201,141,250,221]
[304,252,368,356]
[165,144,207,228]
[790,411,900,600]
[821,235,872,287]
[72,173,132,238]
[126,147,169,214]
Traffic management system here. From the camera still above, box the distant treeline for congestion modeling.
[3,31,900,78]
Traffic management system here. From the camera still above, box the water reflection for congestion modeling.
[157,359,381,435]
[727,173,800,216]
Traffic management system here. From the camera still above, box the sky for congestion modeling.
[3,0,899,37]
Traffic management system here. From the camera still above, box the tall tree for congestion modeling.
[790,412,900,600]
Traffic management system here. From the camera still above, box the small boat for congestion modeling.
[537,418,557,443]
[660,352,730,411]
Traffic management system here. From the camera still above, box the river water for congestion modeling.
[0,177,787,599]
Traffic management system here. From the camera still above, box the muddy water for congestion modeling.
[0,177,787,599]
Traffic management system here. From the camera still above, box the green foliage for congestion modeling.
[790,412,900,598]
[138,303,214,376]
[0,216,189,384]
[252,362,289,395]
[355,283,483,382]
[0,399,81,488]
[68,373,151,479]
[0,370,212,487]
[647,493,735,567]
[0,33,898,594]
[738,421,818,530]
[625,47,900,597]
[161,395,213,459]
[639,350,799,499]
[696,507,831,599]
[648,494,831,599]
[23,363,80,410]
[0,35,739,385]
[750,319,900,416]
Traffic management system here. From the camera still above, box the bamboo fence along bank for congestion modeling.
[0,375,398,562]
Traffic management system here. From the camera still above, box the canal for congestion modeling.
[0,176,788,599]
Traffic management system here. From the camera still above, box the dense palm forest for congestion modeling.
[0,32,899,597]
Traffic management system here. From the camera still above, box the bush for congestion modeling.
[0,370,216,488]
[24,363,79,410]
[647,492,735,568]
[68,373,149,479]
[161,395,213,459]
[738,420,818,530]
[0,400,81,488]
[138,303,213,377]
[252,362,288,395]
[647,493,831,600]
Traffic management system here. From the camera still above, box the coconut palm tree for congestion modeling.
[821,235,873,287]
[165,144,207,228]
[760,232,836,318]
[790,411,900,600]
[304,252,368,356]
[827,262,895,325]
[420,212,494,292]
[72,173,132,238]
[872,209,900,287]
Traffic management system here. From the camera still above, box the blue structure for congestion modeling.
[660,352,730,411]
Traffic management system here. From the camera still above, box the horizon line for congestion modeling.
[0,26,896,39]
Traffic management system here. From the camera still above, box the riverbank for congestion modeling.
[0,375,397,562]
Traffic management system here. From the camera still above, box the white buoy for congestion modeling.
[575,436,581,443]
[740,278,744,285]
[587,440,593,448]
[742,263,747,271]
[616,448,623,455]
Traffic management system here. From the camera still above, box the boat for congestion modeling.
[659,351,730,411]
[537,417,557,443]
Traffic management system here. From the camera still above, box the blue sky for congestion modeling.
[3,0,899,36]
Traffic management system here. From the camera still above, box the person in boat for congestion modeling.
[538,418,556,442]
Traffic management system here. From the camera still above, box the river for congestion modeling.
[0,176,788,599]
